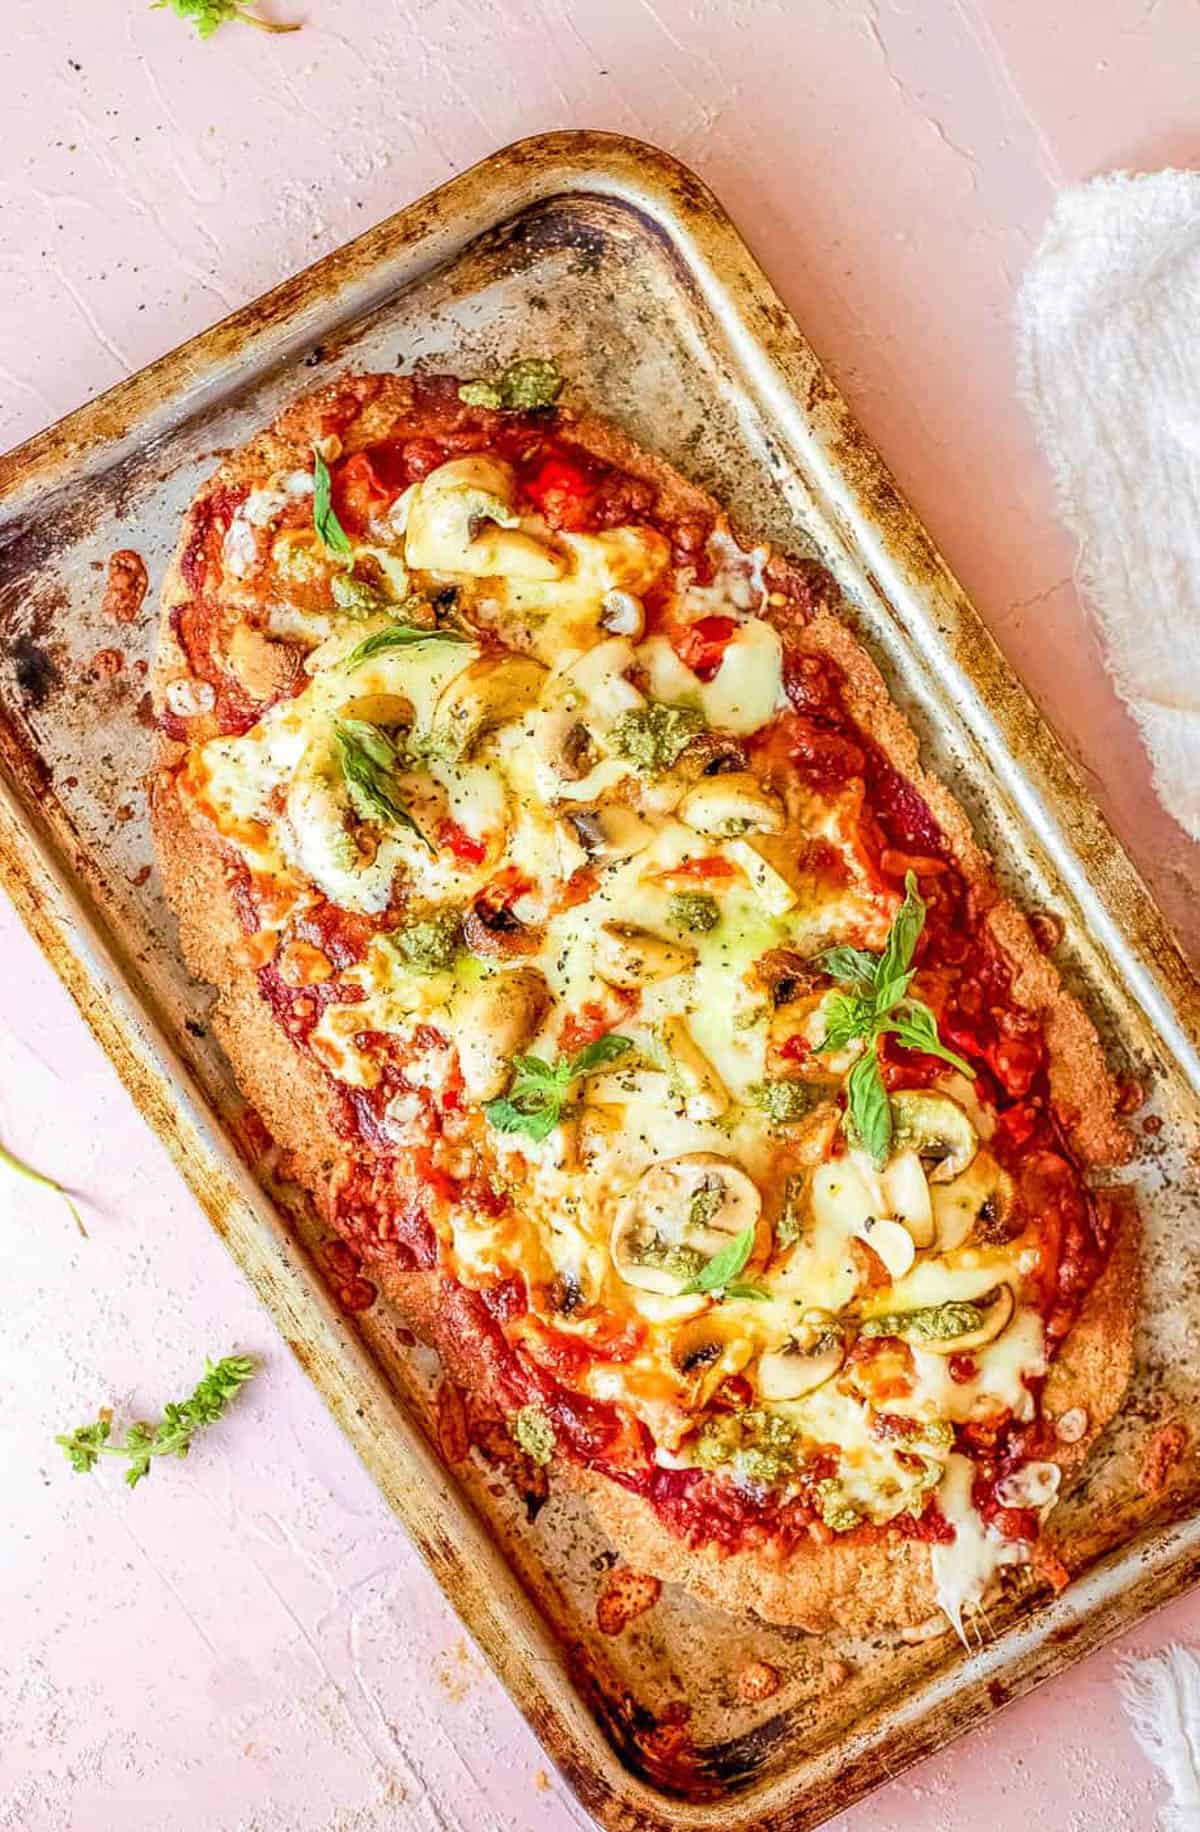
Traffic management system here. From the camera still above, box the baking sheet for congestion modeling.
[1,131,1199,1831]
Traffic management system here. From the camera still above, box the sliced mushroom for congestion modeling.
[599,589,645,638]
[915,1284,1015,1356]
[855,1216,917,1280]
[809,1158,916,1279]
[880,1148,934,1249]
[675,730,748,781]
[678,773,786,838]
[757,1314,846,1400]
[595,922,697,988]
[931,1152,1017,1251]
[660,1015,729,1120]
[404,455,565,580]
[612,1152,764,1295]
[452,966,550,1102]
[560,803,657,863]
[563,637,643,721]
[462,897,542,960]
[726,838,801,917]
[891,1090,979,1184]
[430,653,548,759]
[535,709,600,782]
[669,1314,752,1405]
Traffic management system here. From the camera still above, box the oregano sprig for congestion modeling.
[814,873,973,1167]
[57,1355,257,1488]
[1,1139,86,1237]
[151,0,301,41]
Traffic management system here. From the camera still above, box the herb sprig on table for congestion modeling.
[1,1138,86,1236]
[814,872,972,1167]
[57,1355,257,1488]
[151,0,301,38]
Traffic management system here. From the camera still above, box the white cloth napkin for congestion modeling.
[1118,1646,1200,1830]
[1017,169,1200,844]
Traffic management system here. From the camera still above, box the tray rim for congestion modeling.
[2,128,1199,1832]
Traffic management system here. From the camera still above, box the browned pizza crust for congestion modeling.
[151,369,1137,1632]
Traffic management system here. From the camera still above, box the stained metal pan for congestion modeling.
[2,131,1199,1832]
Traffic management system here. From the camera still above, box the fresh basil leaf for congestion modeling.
[882,1000,974,1078]
[875,871,925,993]
[871,965,916,1018]
[817,944,880,993]
[341,619,470,671]
[569,1034,634,1079]
[332,719,434,852]
[312,450,353,557]
[680,1223,757,1296]
[844,1044,892,1168]
[482,1095,561,1143]
[813,992,875,1054]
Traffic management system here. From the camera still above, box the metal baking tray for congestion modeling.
[2,131,1199,1831]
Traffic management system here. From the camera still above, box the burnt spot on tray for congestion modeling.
[10,632,61,707]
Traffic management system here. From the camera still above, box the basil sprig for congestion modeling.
[332,719,433,853]
[485,1035,633,1143]
[815,873,972,1167]
[679,1223,767,1301]
[312,450,353,556]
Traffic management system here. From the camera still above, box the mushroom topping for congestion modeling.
[879,1148,934,1249]
[669,1314,751,1404]
[599,589,645,638]
[462,895,543,961]
[890,1090,979,1184]
[757,1313,846,1401]
[595,922,697,988]
[612,1153,764,1295]
[931,1152,1018,1251]
[452,966,551,1102]
[535,709,600,783]
[660,1015,729,1120]
[675,730,748,781]
[404,455,565,579]
[809,1157,917,1278]
[859,1283,1016,1355]
[561,803,657,864]
[430,653,548,760]
[678,773,786,838]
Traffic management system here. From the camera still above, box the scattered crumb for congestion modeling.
[533,1768,551,1793]
[1139,1420,1188,1495]
[596,1567,661,1636]
[735,1659,780,1704]
[102,548,149,624]
[90,647,124,678]
[435,1637,481,1704]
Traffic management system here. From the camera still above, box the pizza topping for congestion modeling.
[612,1154,763,1296]
[609,701,705,773]
[510,1403,557,1464]
[667,891,720,934]
[171,386,1119,1597]
[861,1285,1015,1354]
[458,357,563,414]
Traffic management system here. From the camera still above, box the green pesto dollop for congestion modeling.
[668,891,720,934]
[511,1404,556,1466]
[750,1079,823,1126]
[859,1298,986,1345]
[609,702,705,773]
[387,909,462,975]
[815,1478,863,1533]
[633,1234,706,1282]
[693,1407,799,1488]
[331,573,390,616]
[458,357,563,413]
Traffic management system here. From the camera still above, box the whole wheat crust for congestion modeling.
[151,372,1137,1632]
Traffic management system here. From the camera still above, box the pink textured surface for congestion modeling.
[3,3,1199,1829]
